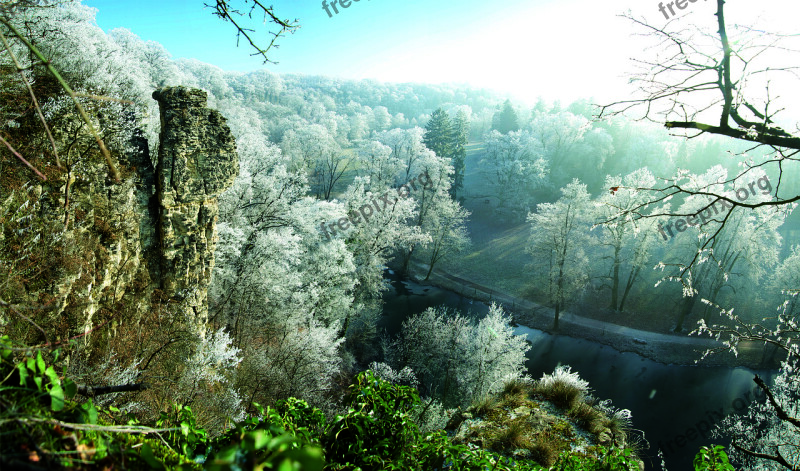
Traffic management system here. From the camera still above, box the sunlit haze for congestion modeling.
[84,0,798,108]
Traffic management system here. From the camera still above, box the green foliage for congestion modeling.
[204,399,325,470]
[206,425,324,471]
[552,446,640,471]
[157,404,210,460]
[322,370,422,469]
[693,445,736,471]
[0,342,639,471]
[0,336,198,469]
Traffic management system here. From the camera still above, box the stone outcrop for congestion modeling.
[0,86,236,345]
[152,87,238,334]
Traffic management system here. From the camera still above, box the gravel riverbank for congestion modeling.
[407,262,783,369]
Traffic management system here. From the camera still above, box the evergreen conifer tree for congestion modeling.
[491,99,520,134]
[450,110,469,199]
[423,108,454,159]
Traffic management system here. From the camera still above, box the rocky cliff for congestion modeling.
[3,86,238,344]
[152,87,239,335]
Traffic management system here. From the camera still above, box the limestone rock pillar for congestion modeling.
[152,87,238,334]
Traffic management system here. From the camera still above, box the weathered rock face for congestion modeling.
[152,87,238,334]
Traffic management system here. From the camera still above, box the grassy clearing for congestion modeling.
[435,143,533,298]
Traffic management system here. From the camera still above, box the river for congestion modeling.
[380,271,777,470]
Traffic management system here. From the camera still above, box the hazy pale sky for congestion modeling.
[83,0,798,109]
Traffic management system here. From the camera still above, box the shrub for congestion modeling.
[528,433,562,467]
[500,377,534,407]
[693,445,735,471]
[553,446,640,470]
[535,365,590,409]
[470,393,502,418]
[568,401,605,433]
[490,417,534,453]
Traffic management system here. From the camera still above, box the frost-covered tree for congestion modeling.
[211,124,357,409]
[384,304,529,408]
[480,130,549,217]
[418,193,470,280]
[178,328,245,431]
[396,142,454,274]
[280,124,350,199]
[213,129,357,329]
[236,320,344,414]
[339,176,428,303]
[699,296,800,470]
[769,247,800,319]
[527,180,596,330]
[655,167,783,331]
[529,111,612,189]
[595,169,660,312]
[355,140,402,190]
[376,127,428,184]
[372,105,392,132]
[348,113,368,141]
[109,29,183,88]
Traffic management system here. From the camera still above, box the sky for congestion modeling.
[82,0,799,110]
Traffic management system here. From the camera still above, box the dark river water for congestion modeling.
[380,271,777,470]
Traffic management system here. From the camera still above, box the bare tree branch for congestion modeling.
[0,16,121,182]
[207,0,299,64]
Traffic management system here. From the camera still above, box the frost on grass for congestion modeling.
[538,365,590,395]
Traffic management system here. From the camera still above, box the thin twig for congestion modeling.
[0,134,46,180]
[0,27,61,169]
[0,16,120,182]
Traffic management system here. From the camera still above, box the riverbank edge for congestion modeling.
[405,262,781,369]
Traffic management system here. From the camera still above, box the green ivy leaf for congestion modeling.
[17,362,28,386]
[80,399,98,425]
[0,335,11,359]
[36,351,45,374]
[49,382,64,411]
[251,429,270,450]
[63,377,77,399]
[45,366,64,411]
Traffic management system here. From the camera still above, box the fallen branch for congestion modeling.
[77,382,149,397]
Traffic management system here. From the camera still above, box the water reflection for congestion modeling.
[381,272,777,470]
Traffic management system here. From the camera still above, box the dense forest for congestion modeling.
[0,1,798,470]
